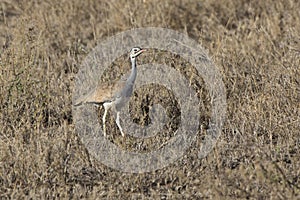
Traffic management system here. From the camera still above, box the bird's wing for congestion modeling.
[74,79,127,106]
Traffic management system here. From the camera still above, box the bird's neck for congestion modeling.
[127,57,137,84]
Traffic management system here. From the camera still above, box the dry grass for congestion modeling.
[0,0,299,199]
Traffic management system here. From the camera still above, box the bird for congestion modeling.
[74,47,146,137]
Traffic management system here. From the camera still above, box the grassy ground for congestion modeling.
[0,0,299,199]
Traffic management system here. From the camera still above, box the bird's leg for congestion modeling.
[116,111,125,137]
[103,102,113,137]
[102,108,108,137]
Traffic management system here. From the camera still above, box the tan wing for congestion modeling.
[74,80,126,106]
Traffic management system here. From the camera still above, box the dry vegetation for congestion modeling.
[0,0,299,199]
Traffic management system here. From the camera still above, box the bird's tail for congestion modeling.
[73,90,93,106]
[73,98,85,106]
[73,87,101,106]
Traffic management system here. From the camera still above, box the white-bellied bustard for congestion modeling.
[74,47,146,137]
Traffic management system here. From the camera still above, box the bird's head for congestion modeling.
[129,47,146,60]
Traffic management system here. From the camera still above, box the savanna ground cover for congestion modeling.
[0,0,299,199]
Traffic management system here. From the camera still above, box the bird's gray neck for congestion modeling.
[127,57,137,85]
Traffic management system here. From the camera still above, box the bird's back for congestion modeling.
[74,78,128,106]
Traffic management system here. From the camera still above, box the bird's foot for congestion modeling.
[103,125,107,137]
[121,131,125,137]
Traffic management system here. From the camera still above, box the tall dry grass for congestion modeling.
[0,0,299,199]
